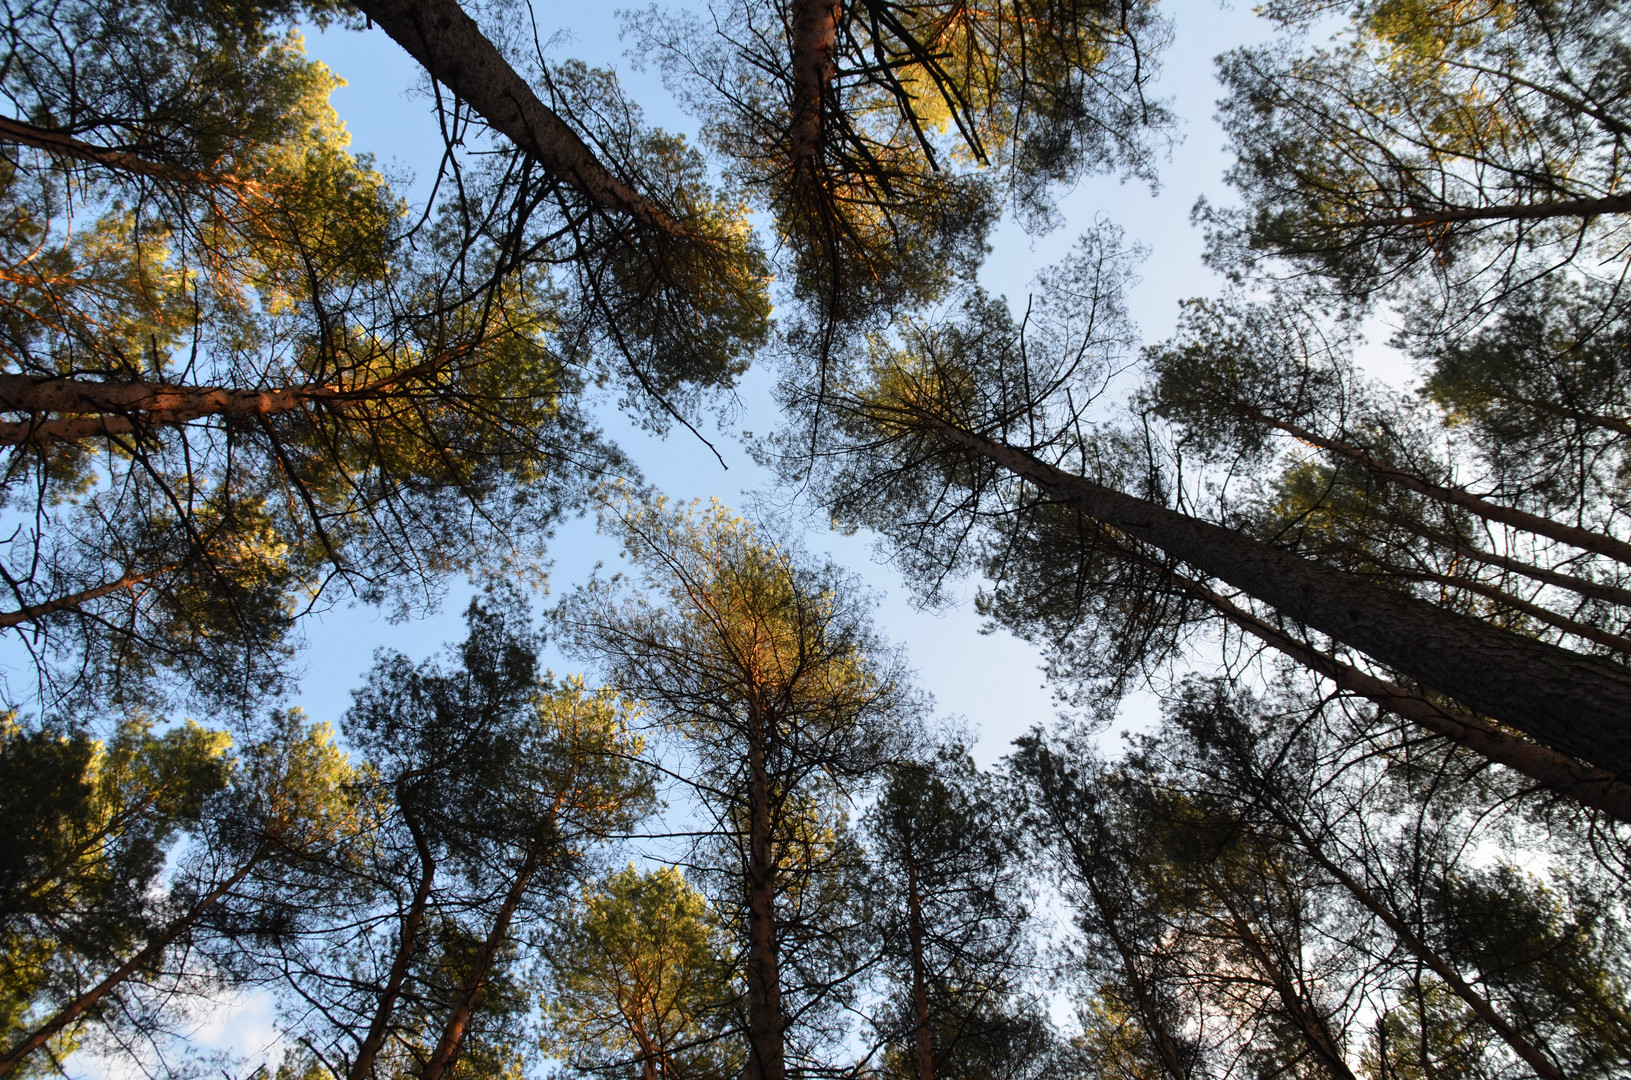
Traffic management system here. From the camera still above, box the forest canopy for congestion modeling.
[0,0,1628,1078]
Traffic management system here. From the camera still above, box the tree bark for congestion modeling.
[0,856,260,1077]
[788,0,842,186]
[352,0,687,239]
[929,418,1631,778]
[743,703,787,1080]
[905,845,935,1080]
[1179,565,1631,823]
[348,810,436,1080]
[420,841,546,1080]
[1348,193,1631,228]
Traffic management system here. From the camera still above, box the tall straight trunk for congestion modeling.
[1241,406,1631,567]
[420,841,546,1080]
[931,419,1631,777]
[351,0,685,238]
[905,849,935,1080]
[744,705,787,1080]
[788,0,842,184]
[0,855,260,1077]
[1206,873,1358,1080]
[349,813,436,1080]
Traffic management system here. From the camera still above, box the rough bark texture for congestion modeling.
[1181,567,1631,824]
[744,704,787,1080]
[1248,408,1631,568]
[353,0,686,237]
[936,421,1631,778]
[788,0,841,185]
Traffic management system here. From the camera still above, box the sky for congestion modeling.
[280,0,1291,770]
[52,1,1314,1072]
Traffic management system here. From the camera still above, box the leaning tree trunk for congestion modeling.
[931,419,1631,779]
[0,855,262,1077]
[351,0,686,238]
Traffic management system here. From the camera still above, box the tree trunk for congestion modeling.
[419,841,546,1080]
[0,855,260,1077]
[1139,549,1631,822]
[931,419,1631,777]
[1355,192,1631,228]
[905,846,935,1080]
[744,704,787,1080]
[789,0,842,187]
[349,811,436,1080]
[352,0,686,238]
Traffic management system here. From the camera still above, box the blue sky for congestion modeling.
[278,0,1291,767]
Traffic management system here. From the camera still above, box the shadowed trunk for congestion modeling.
[788,0,842,187]
[744,702,787,1080]
[928,417,1631,778]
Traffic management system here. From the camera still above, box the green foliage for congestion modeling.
[543,865,740,1080]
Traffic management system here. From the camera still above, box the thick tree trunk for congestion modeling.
[1179,565,1631,823]
[349,812,436,1080]
[420,841,545,1080]
[0,373,328,442]
[744,705,787,1080]
[788,0,841,185]
[352,0,687,238]
[1245,407,1631,568]
[0,856,260,1077]
[905,850,935,1080]
[931,420,1631,778]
